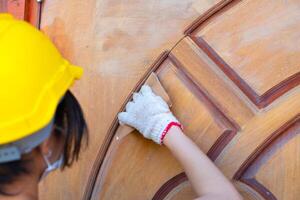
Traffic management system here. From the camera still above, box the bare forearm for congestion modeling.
[164,126,242,200]
[117,85,242,199]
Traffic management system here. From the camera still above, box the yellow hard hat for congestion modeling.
[0,14,83,145]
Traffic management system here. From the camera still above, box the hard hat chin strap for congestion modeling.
[0,118,54,164]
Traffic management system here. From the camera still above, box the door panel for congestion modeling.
[3,0,296,199]
[90,0,300,199]
[191,0,300,108]
[235,116,300,200]
[91,53,238,199]
[38,0,222,199]
[170,38,255,126]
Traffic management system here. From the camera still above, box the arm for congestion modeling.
[164,126,242,200]
[118,85,242,200]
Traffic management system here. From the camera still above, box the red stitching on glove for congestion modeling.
[160,122,183,144]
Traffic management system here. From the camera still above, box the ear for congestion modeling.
[38,135,52,156]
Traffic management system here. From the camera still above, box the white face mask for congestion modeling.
[40,150,64,180]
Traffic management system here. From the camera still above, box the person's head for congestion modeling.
[0,14,88,197]
[0,90,88,196]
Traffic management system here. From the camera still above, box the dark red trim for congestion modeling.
[85,50,239,199]
[184,0,241,35]
[242,179,277,200]
[207,129,236,160]
[234,115,300,200]
[152,173,188,200]
[169,53,239,161]
[234,114,300,179]
[151,54,239,200]
[0,0,42,29]
[190,36,300,109]
[83,51,170,200]
[24,0,43,29]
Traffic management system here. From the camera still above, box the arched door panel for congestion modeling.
[89,0,300,199]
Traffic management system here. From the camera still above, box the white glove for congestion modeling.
[118,85,182,144]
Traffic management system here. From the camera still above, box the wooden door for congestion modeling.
[37,0,222,200]
[88,0,300,199]
[4,0,298,199]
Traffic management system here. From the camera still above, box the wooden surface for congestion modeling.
[0,0,26,19]
[195,0,300,96]
[91,54,238,199]
[0,0,42,28]
[88,0,300,199]
[37,0,221,199]
[4,0,298,199]
[192,0,300,108]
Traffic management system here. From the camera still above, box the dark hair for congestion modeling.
[0,90,88,195]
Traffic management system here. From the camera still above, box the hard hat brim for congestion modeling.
[0,118,54,163]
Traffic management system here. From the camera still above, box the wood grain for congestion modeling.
[171,38,255,126]
[37,0,300,199]
[86,52,169,200]
[90,54,237,200]
[38,1,222,199]
[152,173,188,200]
[153,175,199,200]
[190,35,300,109]
[191,0,300,108]
[168,53,238,160]
[184,0,240,34]
[235,115,300,200]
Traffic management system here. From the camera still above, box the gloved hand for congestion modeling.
[118,85,182,144]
